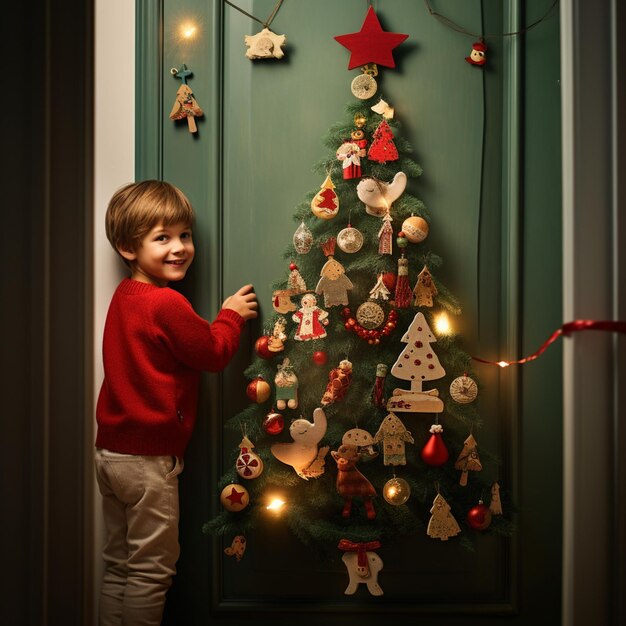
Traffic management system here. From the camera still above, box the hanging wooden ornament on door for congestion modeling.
[225,0,287,60]
[169,65,203,133]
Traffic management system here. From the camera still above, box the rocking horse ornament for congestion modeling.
[331,443,377,519]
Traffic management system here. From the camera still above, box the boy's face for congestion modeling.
[120,221,194,287]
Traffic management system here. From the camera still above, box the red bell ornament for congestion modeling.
[466,500,492,530]
[420,423,449,466]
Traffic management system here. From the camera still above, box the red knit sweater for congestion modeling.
[95,278,245,457]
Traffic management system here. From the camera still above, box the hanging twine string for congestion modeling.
[224,0,285,29]
[423,0,559,40]
[472,320,626,367]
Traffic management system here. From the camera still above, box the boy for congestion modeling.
[95,180,257,626]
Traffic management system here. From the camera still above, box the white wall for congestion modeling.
[93,0,135,616]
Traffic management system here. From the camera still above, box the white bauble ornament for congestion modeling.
[337,225,364,253]
[235,436,264,479]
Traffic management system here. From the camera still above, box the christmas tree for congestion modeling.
[203,91,513,558]
[204,7,512,564]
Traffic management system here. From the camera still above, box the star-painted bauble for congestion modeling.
[334,6,408,70]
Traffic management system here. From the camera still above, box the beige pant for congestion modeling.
[95,449,184,626]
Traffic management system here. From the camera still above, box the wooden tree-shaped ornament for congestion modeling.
[370,274,391,301]
[368,119,399,163]
[454,433,483,486]
[413,265,438,307]
[169,65,203,133]
[387,312,445,412]
[427,491,461,541]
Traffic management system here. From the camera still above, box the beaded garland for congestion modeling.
[341,307,398,344]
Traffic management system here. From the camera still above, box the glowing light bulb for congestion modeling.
[434,312,452,335]
[180,22,197,40]
[497,361,510,368]
[266,498,286,512]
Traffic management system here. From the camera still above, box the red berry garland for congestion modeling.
[342,307,398,344]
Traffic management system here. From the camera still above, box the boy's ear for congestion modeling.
[117,246,137,262]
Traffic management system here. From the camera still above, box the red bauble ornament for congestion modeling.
[246,376,271,403]
[254,335,273,359]
[382,272,397,292]
[466,501,492,530]
[313,350,328,365]
[262,411,285,435]
[420,424,449,466]
[334,6,409,70]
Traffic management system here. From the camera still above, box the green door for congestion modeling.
[136,1,562,623]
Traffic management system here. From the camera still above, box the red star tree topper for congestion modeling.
[334,6,408,70]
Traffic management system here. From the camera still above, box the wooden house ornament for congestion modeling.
[413,265,437,307]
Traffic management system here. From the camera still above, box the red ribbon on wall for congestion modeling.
[472,320,626,367]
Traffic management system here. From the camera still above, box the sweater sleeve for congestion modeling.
[150,289,245,372]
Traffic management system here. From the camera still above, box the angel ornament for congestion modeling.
[293,293,329,341]
[336,141,366,180]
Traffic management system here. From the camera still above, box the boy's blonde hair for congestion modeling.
[105,180,195,260]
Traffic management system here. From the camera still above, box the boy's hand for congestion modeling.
[222,284,258,321]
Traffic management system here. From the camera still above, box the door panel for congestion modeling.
[136,1,562,623]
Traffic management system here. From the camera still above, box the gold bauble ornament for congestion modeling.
[450,375,478,404]
[382,477,411,505]
[220,484,250,512]
[401,216,429,243]
[356,300,385,329]
[351,73,377,99]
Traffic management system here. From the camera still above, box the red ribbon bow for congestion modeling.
[337,539,381,568]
